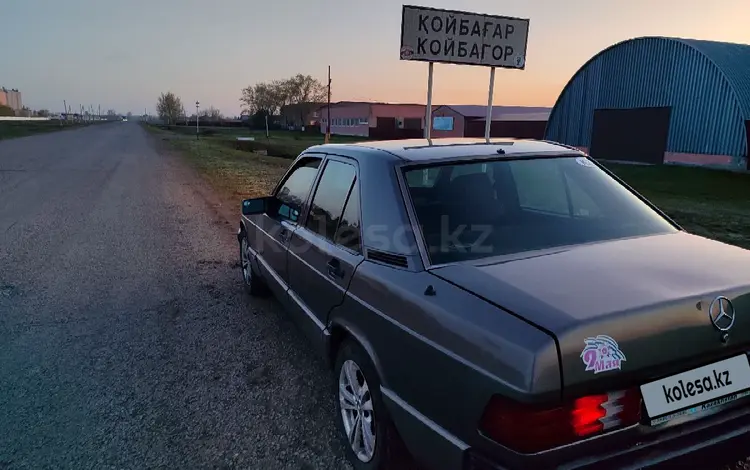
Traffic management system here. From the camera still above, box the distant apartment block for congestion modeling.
[0,88,23,111]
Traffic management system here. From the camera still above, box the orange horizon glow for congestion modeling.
[3,0,750,114]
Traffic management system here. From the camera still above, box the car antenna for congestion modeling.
[424,285,436,296]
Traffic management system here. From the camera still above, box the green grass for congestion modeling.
[604,163,750,249]
[148,124,750,250]
[162,124,364,157]
[0,120,103,140]
[145,125,293,207]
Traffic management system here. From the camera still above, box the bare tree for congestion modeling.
[240,81,282,115]
[239,74,326,118]
[156,92,183,125]
[284,74,327,105]
[200,106,223,120]
[282,74,327,126]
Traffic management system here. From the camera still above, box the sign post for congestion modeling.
[399,5,529,142]
[425,62,434,139]
[325,65,332,144]
[195,101,200,140]
[485,67,496,141]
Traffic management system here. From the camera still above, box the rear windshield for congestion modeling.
[403,156,677,265]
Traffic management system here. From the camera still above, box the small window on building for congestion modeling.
[433,116,454,131]
[359,118,369,125]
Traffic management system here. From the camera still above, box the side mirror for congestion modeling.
[242,197,272,216]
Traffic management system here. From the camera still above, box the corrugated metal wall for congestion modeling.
[545,37,748,164]
[684,39,750,120]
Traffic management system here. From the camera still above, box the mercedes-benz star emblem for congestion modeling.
[709,296,736,332]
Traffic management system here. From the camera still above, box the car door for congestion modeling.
[252,156,322,303]
[287,156,364,350]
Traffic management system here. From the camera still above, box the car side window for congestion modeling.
[334,180,361,253]
[305,160,356,242]
[275,158,321,222]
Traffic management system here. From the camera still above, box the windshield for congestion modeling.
[403,156,678,265]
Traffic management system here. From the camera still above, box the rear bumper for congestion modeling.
[384,384,750,470]
[467,424,750,469]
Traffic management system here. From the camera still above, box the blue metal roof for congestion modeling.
[678,38,750,120]
[545,36,750,166]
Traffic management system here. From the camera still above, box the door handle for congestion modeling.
[327,259,344,279]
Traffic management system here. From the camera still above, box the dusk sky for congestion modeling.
[3,0,749,116]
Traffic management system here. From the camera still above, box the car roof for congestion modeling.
[307,138,584,162]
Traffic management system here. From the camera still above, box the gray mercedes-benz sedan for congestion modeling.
[237,138,750,470]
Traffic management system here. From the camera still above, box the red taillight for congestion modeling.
[570,395,608,436]
[479,389,641,454]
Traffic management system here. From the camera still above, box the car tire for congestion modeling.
[240,233,270,297]
[333,339,410,470]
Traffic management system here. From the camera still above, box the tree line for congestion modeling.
[240,74,327,116]
[154,72,326,126]
[155,92,224,125]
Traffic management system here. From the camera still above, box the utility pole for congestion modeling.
[63,100,67,125]
[325,65,331,144]
[195,101,200,140]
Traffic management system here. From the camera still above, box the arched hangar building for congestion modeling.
[544,37,750,170]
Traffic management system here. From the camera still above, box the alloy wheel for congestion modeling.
[338,359,376,462]
[240,238,252,286]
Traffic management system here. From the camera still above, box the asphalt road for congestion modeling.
[0,123,351,469]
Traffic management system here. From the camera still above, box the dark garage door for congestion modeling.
[589,107,672,165]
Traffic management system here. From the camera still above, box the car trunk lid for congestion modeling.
[429,232,750,401]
